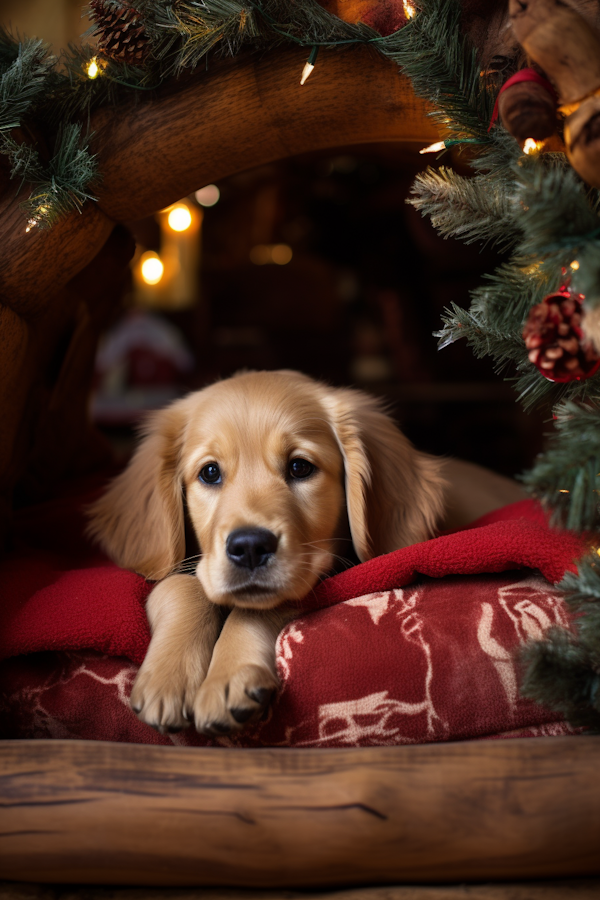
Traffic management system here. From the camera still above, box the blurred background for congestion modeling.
[1,0,545,477]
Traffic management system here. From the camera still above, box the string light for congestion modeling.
[403,0,417,18]
[559,489,570,493]
[86,57,100,79]
[420,141,446,154]
[570,260,580,271]
[140,251,164,285]
[167,204,193,232]
[300,46,319,85]
[523,138,544,154]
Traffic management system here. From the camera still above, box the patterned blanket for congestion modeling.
[0,483,585,747]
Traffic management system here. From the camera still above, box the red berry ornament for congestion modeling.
[523,290,600,382]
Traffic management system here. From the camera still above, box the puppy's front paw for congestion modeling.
[192,664,278,736]
[130,661,203,735]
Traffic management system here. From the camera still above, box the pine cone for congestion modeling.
[90,0,149,65]
[523,290,600,382]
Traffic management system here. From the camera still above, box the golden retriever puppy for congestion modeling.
[87,370,523,735]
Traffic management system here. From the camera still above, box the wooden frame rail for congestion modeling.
[1,736,599,886]
[0,45,437,313]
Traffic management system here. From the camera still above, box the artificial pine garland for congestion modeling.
[0,29,99,229]
[3,0,600,726]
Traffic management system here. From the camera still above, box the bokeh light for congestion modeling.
[140,252,164,285]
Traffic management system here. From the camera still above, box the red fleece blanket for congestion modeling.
[0,487,586,747]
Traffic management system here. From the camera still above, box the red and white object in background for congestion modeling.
[92,310,194,424]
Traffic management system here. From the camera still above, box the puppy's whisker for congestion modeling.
[301,538,354,545]
[298,542,354,571]
[147,553,203,581]
[175,552,202,567]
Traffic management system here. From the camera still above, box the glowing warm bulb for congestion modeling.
[420,141,446,154]
[523,138,543,154]
[195,184,220,207]
[140,252,164,285]
[86,58,99,79]
[403,0,417,18]
[570,260,580,270]
[271,244,293,265]
[167,205,193,232]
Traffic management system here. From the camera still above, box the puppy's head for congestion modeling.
[88,371,446,608]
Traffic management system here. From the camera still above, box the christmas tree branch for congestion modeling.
[520,399,600,531]
[409,166,516,250]
[0,29,51,134]
[380,0,494,143]
[520,628,600,732]
[4,123,98,228]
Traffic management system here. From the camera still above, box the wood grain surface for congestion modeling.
[1,737,599,887]
[90,45,438,222]
[0,188,114,317]
[1,879,600,899]
[0,44,435,312]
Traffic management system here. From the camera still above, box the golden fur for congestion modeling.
[88,370,518,735]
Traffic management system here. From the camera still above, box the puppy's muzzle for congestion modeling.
[226,528,279,570]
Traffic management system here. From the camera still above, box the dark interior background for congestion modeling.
[100,145,545,478]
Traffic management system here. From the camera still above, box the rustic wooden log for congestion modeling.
[1,737,599,887]
[89,45,438,223]
[2,879,600,900]
[0,191,114,317]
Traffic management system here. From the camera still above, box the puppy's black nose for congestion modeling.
[226,528,279,570]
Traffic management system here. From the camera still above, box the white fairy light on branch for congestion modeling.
[300,46,319,85]
[420,141,446,154]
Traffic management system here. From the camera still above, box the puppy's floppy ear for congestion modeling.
[86,401,188,579]
[323,388,447,562]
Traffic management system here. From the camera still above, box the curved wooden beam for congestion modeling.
[1,736,599,886]
[0,193,114,317]
[90,45,438,222]
[0,46,435,312]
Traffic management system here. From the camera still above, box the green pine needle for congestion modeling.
[520,630,600,732]
[5,123,98,228]
[521,400,600,531]
[0,29,52,133]
[409,166,516,251]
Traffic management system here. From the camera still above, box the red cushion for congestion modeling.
[0,484,585,747]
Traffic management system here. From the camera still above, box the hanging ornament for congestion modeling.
[89,0,149,65]
[523,288,600,382]
[489,68,558,145]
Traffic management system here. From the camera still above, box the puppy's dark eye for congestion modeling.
[289,458,315,480]
[199,463,221,484]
